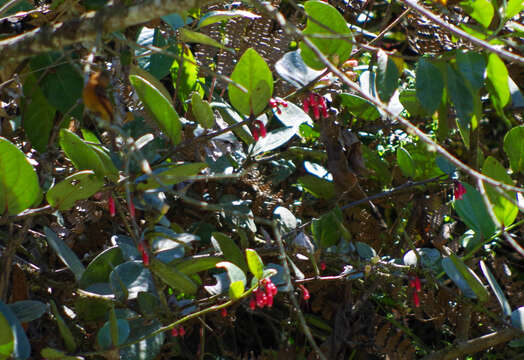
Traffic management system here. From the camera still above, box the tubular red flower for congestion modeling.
[138,242,149,266]
[413,291,420,308]
[171,327,178,337]
[179,326,186,337]
[128,198,135,219]
[454,181,467,200]
[298,284,310,301]
[303,98,310,113]
[414,277,421,292]
[221,308,227,318]
[320,262,326,271]
[108,196,116,217]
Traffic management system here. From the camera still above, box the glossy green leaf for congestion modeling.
[511,307,524,331]
[0,137,42,215]
[506,0,524,19]
[172,256,223,275]
[299,0,353,70]
[441,257,477,299]
[214,103,254,145]
[44,227,85,281]
[46,170,104,211]
[356,242,377,259]
[50,301,76,352]
[136,162,208,190]
[135,27,175,79]
[447,64,474,128]
[228,48,273,116]
[339,93,381,121]
[275,51,324,88]
[460,0,494,28]
[197,10,260,28]
[376,49,399,103]
[130,64,172,100]
[119,315,164,360]
[180,28,231,51]
[480,260,511,317]
[0,301,30,360]
[297,175,336,200]
[252,127,297,156]
[449,254,489,302]
[170,45,204,111]
[403,248,441,269]
[211,232,248,272]
[246,249,264,280]
[216,261,246,300]
[7,301,47,323]
[110,261,154,300]
[129,74,182,144]
[503,126,524,174]
[456,51,486,90]
[89,145,119,181]
[273,206,298,232]
[40,347,83,359]
[397,147,415,178]
[191,93,215,129]
[482,156,518,226]
[149,258,198,295]
[272,98,313,129]
[399,89,427,117]
[59,129,107,177]
[79,247,125,289]
[486,53,510,107]
[21,73,55,153]
[311,207,343,249]
[415,58,444,114]
[0,311,14,359]
[453,183,497,238]
[97,318,130,349]
[30,53,83,118]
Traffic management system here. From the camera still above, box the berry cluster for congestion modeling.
[171,326,185,337]
[251,120,267,141]
[453,180,467,200]
[409,276,422,308]
[269,97,288,115]
[302,93,328,120]
[249,278,278,310]
[137,241,150,266]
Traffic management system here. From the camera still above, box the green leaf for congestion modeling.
[119,315,164,360]
[180,28,232,52]
[30,53,83,119]
[7,301,47,323]
[50,300,76,352]
[170,45,204,111]
[449,254,489,302]
[482,156,518,226]
[246,249,264,280]
[191,93,215,129]
[136,162,208,190]
[479,260,511,317]
[228,48,273,116]
[197,10,261,28]
[214,103,254,145]
[46,170,105,211]
[171,256,223,275]
[275,51,325,88]
[339,93,381,121]
[135,27,176,79]
[40,348,82,360]
[311,207,343,249]
[273,206,298,232]
[129,74,182,144]
[149,258,198,295]
[21,73,55,153]
[460,0,494,28]
[486,53,510,108]
[447,64,474,128]
[97,318,130,349]
[397,147,416,178]
[506,0,524,19]
[79,247,125,289]
[129,64,172,100]
[376,49,400,103]
[216,261,246,300]
[211,232,248,272]
[441,257,477,299]
[453,183,497,238]
[299,0,353,70]
[355,242,377,259]
[44,227,85,281]
[109,261,154,300]
[415,58,444,114]
[399,89,427,117]
[0,311,14,359]
[456,51,486,90]
[297,175,336,200]
[503,126,524,174]
[59,129,107,177]
[0,137,42,215]
[272,98,313,129]
[0,300,30,360]
[252,127,297,156]
[511,307,524,331]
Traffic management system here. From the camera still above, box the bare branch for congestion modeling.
[0,0,217,63]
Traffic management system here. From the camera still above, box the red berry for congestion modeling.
[171,327,178,337]
[320,262,326,271]
[249,297,256,310]
[179,326,185,337]
[221,308,227,318]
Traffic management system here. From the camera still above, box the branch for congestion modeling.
[400,0,524,64]
[0,0,217,64]
[421,328,522,360]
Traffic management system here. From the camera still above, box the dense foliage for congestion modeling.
[0,0,523,359]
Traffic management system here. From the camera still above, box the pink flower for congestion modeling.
[454,181,467,200]
[108,196,116,217]
[303,93,329,119]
